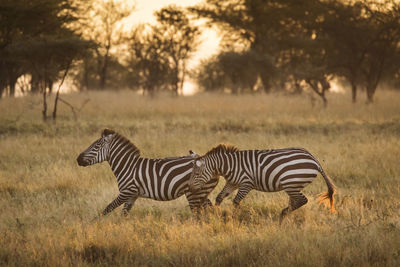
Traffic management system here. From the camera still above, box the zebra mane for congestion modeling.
[205,144,239,156]
[113,132,141,157]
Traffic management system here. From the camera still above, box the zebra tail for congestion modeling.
[317,168,336,213]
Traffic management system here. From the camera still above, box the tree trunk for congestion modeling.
[231,74,239,95]
[9,83,15,97]
[321,94,328,108]
[351,81,357,103]
[365,62,383,104]
[172,78,179,96]
[53,62,71,120]
[259,71,270,93]
[178,62,186,96]
[48,79,53,95]
[53,91,59,120]
[0,63,5,98]
[83,60,90,90]
[8,74,18,97]
[42,87,47,121]
[172,84,179,96]
[294,80,302,94]
[0,84,4,99]
[148,85,155,98]
[366,84,377,103]
[99,48,110,90]
[99,60,107,90]
[306,79,328,108]
[31,74,40,94]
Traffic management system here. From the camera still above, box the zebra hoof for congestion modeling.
[121,210,129,217]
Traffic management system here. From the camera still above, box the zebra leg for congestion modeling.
[187,177,219,213]
[202,198,213,208]
[100,190,134,216]
[280,190,308,223]
[215,182,237,206]
[100,195,125,216]
[232,184,253,207]
[121,195,138,216]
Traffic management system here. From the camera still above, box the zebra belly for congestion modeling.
[138,187,187,201]
[275,170,318,191]
[139,195,183,201]
[254,181,282,192]
[256,169,318,192]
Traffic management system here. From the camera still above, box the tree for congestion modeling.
[0,0,91,101]
[76,0,133,90]
[194,50,259,94]
[192,0,331,100]
[0,0,54,97]
[275,0,333,106]
[190,0,286,93]
[320,1,372,103]
[154,5,201,95]
[127,25,171,96]
[0,0,30,97]
[360,1,400,102]
[194,57,228,92]
[0,0,91,124]
[321,0,400,103]
[126,6,200,96]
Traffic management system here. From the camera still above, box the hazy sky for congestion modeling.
[132,0,201,23]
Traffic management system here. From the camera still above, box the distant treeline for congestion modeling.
[1,0,400,104]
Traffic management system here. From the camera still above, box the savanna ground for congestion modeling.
[0,90,400,266]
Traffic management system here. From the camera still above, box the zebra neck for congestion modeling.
[108,142,140,181]
[209,153,228,177]
[109,154,140,181]
[218,152,238,178]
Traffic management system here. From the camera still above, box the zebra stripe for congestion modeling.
[189,144,336,221]
[77,129,218,217]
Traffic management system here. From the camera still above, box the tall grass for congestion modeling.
[0,90,399,266]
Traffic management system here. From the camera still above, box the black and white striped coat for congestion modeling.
[77,129,218,217]
[189,144,335,221]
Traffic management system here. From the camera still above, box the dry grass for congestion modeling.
[0,90,399,266]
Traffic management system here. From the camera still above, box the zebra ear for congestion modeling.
[189,150,200,158]
[102,128,115,137]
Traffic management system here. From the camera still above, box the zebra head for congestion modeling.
[77,129,116,167]
[189,158,210,192]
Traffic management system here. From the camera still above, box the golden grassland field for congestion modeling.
[0,90,400,266]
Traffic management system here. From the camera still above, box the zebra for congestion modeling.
[188,144,336,221]
[76,129,218,217]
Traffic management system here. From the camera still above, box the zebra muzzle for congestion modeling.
[76,154,89,167]
[188,184,200,193]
